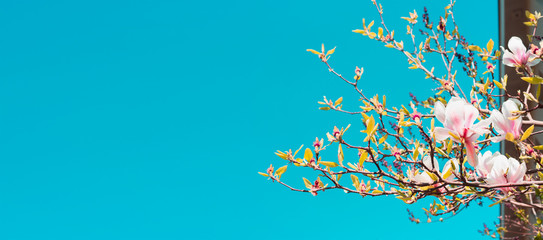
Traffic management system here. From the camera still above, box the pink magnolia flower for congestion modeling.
[485,154,526,193]
[489,99,523,142]
[433,97,490,167]
[501,36,541,67]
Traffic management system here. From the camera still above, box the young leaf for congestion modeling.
[351,174,360,187]
[505,132,516,142]
[521,76,543,84]
[303,178,312,189]
[258,172,269,177]
[521,125,535,141]
[306,49,321,55]
[326,47,336,56]
[275,165,288,176]
[320,161,339,168]
[467,45,482,52]
[335,97,343,106]
[493,80,504,90]
[304,148,313,161]
[486,39,494,51]
[534,145,543,150]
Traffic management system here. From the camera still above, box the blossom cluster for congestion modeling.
[263,2,543,238]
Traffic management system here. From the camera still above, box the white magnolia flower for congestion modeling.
[413,156,458,183]
[476,151,499,178]
[501,36,541,67]
[489,99,523,142]
[485,153,526,193]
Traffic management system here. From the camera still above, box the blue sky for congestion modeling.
[0,0,498,239]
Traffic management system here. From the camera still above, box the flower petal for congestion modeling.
[463,103,479,129]
[508,36,527,57]
[434,101,446,123]
[445,98,466,134]
[434,127,452,141]
[465,141,478,167]
[490,109,508,133]
[501,49,516,67]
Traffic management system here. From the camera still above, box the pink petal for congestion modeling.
[445,98,466,135]
[508,162,526,183]
[501,49,516,67]
[471,118,491,135]
[434,127,452,141]
[508,36,527,57]
[465,141,478,167]
[463,103,479,128]
[490,109,509,134]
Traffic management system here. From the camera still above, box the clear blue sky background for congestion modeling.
[0,0,498,239]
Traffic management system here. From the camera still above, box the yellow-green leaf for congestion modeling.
[359,150,368,166]
[524,92,538,103]
[493,80,504,90]
[304,148,313,161]
[468,45,482,52]
[319,107,331,110]
[275,151,288,160]
[505,132,516,142]
[442,165,453,180]
[521,76,543,84]
[353,29,365,34]
[294,145,304,157]
[335,97,343,106]
[258,172,269,177]
[367,20,374,29]
[306,49,321,55]
[534,145,543,150]
[275,165,288,176]
[486,39,494,51]
[326,47,336,56]
[522,125,535,141]
[378,134,388,144]
[303,178,312,189]
[320,161,339,168]
[351,174,360,186]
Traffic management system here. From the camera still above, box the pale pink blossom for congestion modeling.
[476,151,499,178]
[441,158,459,181]
[413,156,438,183]
[489,99,523,142]
[485,154,526,193]
[501,36,541,67]
[433,97,490,167]
[412,156,458,183]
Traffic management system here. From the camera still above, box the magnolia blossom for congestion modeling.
[434,97,490,167]
[476,151,498,178]
[412,156,438,184]
[501,36,541,67]
[412,156,458,183]
[484,153,526,193]
[489,99,523,142]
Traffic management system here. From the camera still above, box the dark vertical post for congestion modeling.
[500,1,543,239]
